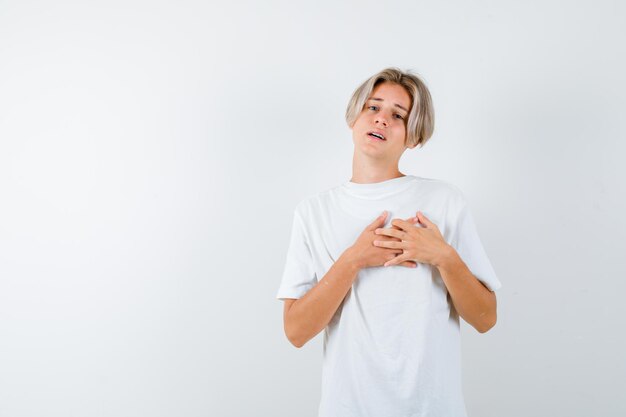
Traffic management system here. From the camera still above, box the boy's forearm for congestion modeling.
[434,246,497,333]
[285,250,361,347]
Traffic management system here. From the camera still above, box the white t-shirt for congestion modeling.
[276,175,502,417]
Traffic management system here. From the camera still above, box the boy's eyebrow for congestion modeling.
[367,97,408,113]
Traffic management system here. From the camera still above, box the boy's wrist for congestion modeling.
[339,247,363,272]
[432,244,458,269]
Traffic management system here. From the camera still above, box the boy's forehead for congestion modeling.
[366,83,411,111]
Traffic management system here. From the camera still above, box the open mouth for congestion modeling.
[367,132,386,141]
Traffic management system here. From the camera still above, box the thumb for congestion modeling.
[416,211,432,227]
[367,211,387,230]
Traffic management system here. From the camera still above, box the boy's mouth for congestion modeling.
[367,132,386,141]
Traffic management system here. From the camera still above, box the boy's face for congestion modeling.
[351,82,415,161]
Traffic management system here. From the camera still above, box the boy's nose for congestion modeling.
[375,116,388,127]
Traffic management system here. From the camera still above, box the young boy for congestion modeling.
[276,67,501,417]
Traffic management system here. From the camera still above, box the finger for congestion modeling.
[390,218,415,231]
[401,213,419,223]
[393,217,418,232]
[384,253,411,267]
[399,260,418,268]
[392,219,415,230]
[366,211,388,231]
[416,211,434,228]
[373,240,405,250]
[374,227,404,239]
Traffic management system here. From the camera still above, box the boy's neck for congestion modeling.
[350,166,405,184]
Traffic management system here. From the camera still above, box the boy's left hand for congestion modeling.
[373,211,453,267]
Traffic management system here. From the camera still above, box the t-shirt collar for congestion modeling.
[341,175,416,199]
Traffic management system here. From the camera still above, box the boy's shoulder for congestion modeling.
[292,189,331,215]
[414,176,467,201]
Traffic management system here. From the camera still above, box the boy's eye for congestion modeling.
[366,105,405,121]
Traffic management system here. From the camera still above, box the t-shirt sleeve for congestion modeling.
[450,201,502,292]
[275,205,318,300]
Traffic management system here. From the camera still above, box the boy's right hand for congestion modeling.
[344,211,418,270]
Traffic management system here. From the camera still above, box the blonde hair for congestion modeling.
[345,67,435,148]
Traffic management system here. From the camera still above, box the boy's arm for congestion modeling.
[435,246,497,333]
[282,212,418,348]
[283,250,361,348]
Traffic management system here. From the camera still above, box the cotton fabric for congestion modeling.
[276,175,501,417]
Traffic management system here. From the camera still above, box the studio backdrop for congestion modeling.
[0,1,624,416]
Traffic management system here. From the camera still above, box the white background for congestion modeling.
[1,1,625,416]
